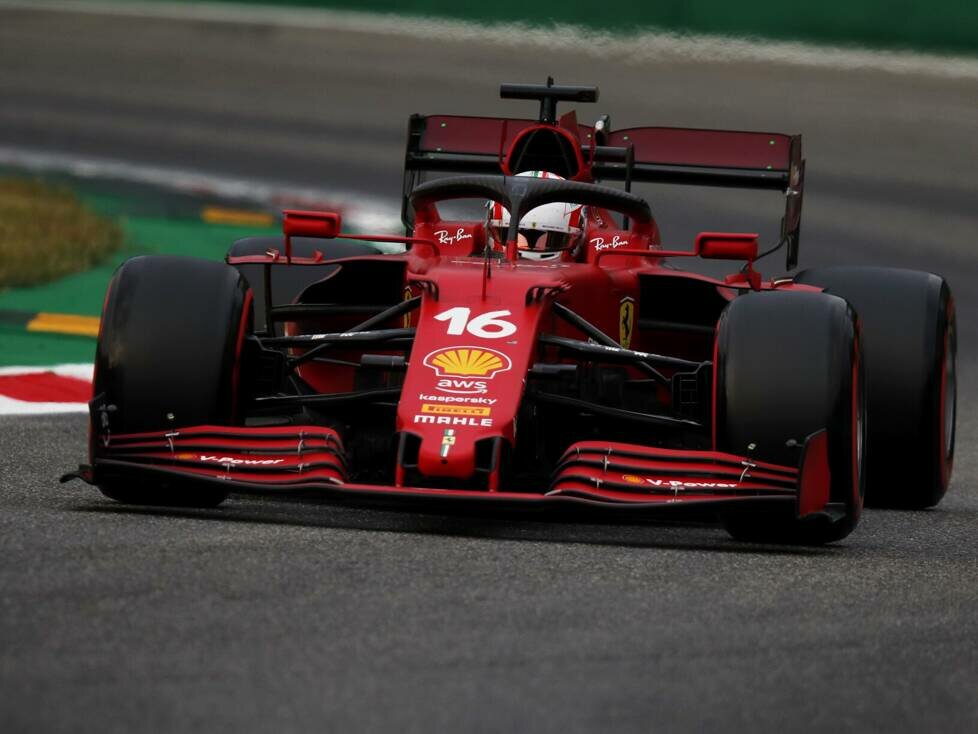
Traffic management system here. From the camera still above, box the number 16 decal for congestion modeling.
[434,307,517,339]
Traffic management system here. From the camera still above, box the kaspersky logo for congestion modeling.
[423,347,512,394]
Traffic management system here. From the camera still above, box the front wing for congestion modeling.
[66,425,840,522]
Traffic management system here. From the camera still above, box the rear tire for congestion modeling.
[715,291,865,544]
[794,267,955,508]
[92,256,252,507]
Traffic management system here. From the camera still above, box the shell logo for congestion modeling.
[423,347,512,378]
[622,474,644,485]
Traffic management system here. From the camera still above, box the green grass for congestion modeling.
[159,0,978,56]
[0,197,279,366]
[0,178,124,287]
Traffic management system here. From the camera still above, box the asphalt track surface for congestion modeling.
[2,7,977,732]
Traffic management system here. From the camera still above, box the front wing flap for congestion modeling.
[68,425,835,521]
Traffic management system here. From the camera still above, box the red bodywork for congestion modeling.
[81,93,835,523]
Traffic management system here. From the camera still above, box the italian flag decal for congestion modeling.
[0,364,93,415]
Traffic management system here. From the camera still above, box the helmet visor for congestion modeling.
[490,226,579,252]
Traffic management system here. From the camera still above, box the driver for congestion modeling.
[486,170,584,261]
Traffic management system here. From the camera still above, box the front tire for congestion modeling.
[715,291,865,544]
[92,256,252,507]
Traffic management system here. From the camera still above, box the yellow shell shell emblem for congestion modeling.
[424,347,512,378]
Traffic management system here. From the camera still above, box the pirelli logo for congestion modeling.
[421,403,491,417]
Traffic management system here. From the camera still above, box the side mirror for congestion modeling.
[283,209,342,239]
[282,210,342,262]
[695,232,758,261]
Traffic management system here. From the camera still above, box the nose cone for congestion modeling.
[403,346,515,481]
[415,420,483,480]
[395,266,552,485]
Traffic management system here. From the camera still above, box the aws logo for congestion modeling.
[423,346,512,395]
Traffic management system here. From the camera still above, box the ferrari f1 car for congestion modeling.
[65,81,956,544]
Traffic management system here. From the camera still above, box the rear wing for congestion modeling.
[402,114,805,269]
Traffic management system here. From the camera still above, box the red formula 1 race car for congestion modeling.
[64,81,956,544]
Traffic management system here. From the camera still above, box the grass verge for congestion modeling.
[0,206,279,367]
[0,178,123,287]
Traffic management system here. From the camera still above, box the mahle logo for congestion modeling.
[423,347,512,378]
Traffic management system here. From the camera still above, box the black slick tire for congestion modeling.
[794,267,955,508]
[92,256,252,507]
[715,291,865,544]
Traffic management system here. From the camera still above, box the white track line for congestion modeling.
[0,397,88,415]
[2,0,977,80]
[0,364,92,415]
[0,364,93,379]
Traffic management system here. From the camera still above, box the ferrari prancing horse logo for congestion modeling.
[619,297,635,350]
[402,286,413,328]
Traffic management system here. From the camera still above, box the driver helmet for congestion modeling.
[487,171,584,261]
